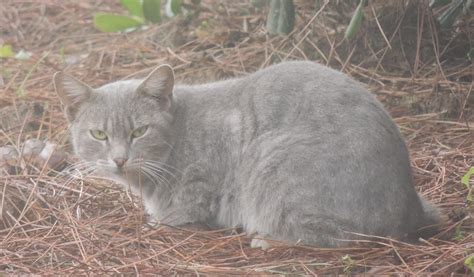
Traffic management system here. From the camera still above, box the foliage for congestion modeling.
[266,0,295,35]
[453,225,465,241]
[94,13,143,32]
[433,0,472,29]
[120,0,144,17]
[344,0,367,40]
[345,0,472,40]
[143,0,162,23]
[468,48,474,60]
[166,0,182,17]
[461,167,474,202]
[465,254,474,273]
[94,0,182,32]
[0,44,32,60]
[341,254,356,274]
[0,44,14,58]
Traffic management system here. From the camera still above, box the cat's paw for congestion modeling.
[177,222,211,231]
[250,235,272,250]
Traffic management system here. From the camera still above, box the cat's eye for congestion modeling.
[131,125,148,139]
[90,130,108,141]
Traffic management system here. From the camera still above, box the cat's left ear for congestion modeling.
[137,64,174,110]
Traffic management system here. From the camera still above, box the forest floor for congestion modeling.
[0,1,473,275]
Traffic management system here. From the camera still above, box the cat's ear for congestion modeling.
[136,64,174,110]
[53,72,92,121]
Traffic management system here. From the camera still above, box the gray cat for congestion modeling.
[53,61,440,249]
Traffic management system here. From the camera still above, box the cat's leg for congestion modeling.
[248,213,352,248]
[159,180,218,228]
[239,135,359,248]
[176,222,212,231]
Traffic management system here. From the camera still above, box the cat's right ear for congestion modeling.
[53,72,92,122]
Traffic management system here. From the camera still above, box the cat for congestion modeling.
[53,61,440,249]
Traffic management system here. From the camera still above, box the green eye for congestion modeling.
[90,130,108,140]
[131,125,148,139]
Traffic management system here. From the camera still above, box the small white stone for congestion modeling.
[250,235,272,250]
[22,138,45,158]
[0,145,18,166]
[38,142,66,169]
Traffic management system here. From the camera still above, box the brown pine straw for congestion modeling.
[0,0,472,275]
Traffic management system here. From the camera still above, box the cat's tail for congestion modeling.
[416,195,442,238]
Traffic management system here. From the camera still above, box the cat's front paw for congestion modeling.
[250,235,272,250]
[177,222,211,231]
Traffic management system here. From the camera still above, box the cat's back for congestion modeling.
[233,61,392,136]
[242,61,369,102]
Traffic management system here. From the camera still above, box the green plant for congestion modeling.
[0,44,32,60]
[345,0,367,40]
[465,254,474,274]
[94,0,182,32]
[431,0,473,29]
[345,0,473,40]
[468,48,474,60]
[266,0,295,35]
[453,224,465,241]
[341,254,356,274]
[0,44,14,58]
[461,167,474,202]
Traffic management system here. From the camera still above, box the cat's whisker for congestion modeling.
[141,164,173,187]
[141,163,181,190]
[127,159,180,185]
[52,162,98,201]
[63,164,97,184]
[139,168,163,188]
[140,165,173,191]
[138,158,183,176]
[59,161,88,175]
[123,160,169,187]
[58,161,97,180]
[143,161,181,182]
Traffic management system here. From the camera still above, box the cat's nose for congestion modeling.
[113,158,128,168]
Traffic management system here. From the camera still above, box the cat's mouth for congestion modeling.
[95,165,140,185]
[108,166,135,177]
[95,160,133,178]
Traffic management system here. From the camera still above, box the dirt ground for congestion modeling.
[0,1,473,275]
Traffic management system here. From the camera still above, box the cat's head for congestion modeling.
[54,65,175,185]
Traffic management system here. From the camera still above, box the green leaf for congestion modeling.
[266,0,295,35]
[171,0,181,15]
[165,0,181,17]
[461,167,474,186]
[429,0,451,8]
[93,13,144,32]
[345,0,367,40]
[437,0,464,29]
[465,254,474,273]
[143,0,161,23]
[453,225,465,241]
[120,0,144,18]
[0,44,14,58]
[461,167,474,202]
[251,0,266,8]
[467,48,474,61]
